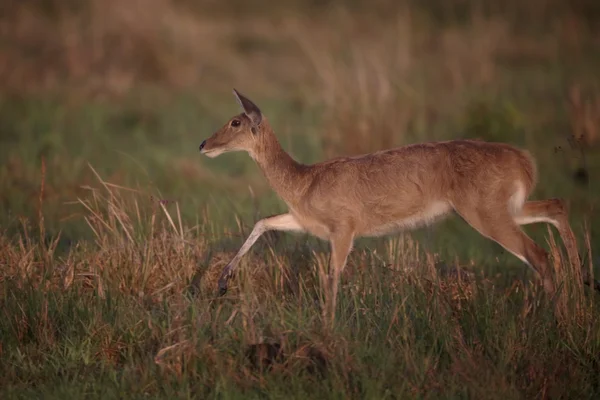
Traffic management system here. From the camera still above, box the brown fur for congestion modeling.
[200,90,582,313]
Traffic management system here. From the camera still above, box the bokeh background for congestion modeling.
[1,0,598,252]
[1,1,600,397]
[2,0,599,243]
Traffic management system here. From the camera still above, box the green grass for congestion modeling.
[1,216,599,399]
[2,1,600,398]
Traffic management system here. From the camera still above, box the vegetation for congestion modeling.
[1,0,599,398]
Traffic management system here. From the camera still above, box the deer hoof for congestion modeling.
[218,279,228,296]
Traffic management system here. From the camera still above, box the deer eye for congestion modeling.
[231,120,241,127]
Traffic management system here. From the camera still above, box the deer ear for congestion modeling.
[233,89,262,127]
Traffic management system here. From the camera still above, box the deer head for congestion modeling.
[199,89,264,159]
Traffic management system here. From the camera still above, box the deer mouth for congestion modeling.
[201,148,225,158]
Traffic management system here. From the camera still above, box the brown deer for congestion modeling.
[199,89,589,314]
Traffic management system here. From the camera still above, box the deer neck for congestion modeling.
[252,123,306,205]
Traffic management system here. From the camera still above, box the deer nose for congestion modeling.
[199,140,206,151]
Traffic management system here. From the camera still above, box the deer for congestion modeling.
[199,89,593,316]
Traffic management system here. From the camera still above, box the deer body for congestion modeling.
[280,140,536,239]
[200,90,584,314]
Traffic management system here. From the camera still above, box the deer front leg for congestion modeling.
[218,213,304,295]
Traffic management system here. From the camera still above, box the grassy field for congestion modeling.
[1,1,600,398]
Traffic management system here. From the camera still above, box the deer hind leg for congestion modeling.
[454,206,555,294]
[513,199,567,228]
[515,200,600,292]
[514,200,579,265]
[514,199,580,264]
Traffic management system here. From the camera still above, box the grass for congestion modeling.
[1,0,600,398]
[1,173,599,399]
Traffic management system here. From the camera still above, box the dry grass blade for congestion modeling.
[108,201,134,244]
[176,202,184,240]
[155,341,186,361]
[104,182,144,193]
[159,202,180,238]
[88,164,117,198]
[78,200,115,237]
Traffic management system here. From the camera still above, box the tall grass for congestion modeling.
[1,165,599,398]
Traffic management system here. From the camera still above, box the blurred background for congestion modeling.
[1,0,599,258]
